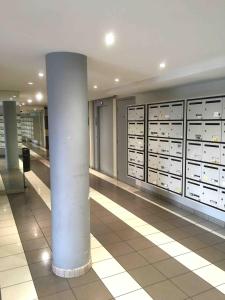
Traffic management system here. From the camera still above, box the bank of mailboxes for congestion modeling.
[187,121,221,142]
[186,180,225,210]
[128,122,144,135]
[221,145,225,165]
[148,169,182,194]
[148,122,183,138]
[148,138,183,157]
[187,141,221,163]
[187,98,225,120]
[128,136,144,150]
[148,153,182,175]
[148,102,183,120]
[128,163,144,180]
[128,106,145,121]
[128,149,144,165]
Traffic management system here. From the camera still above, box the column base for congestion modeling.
[52,258,92,278]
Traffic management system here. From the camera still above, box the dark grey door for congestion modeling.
[117,97,136,185]
[98,100,113,176]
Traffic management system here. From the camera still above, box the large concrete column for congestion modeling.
[46,52,91,278]
[3,101,19,169]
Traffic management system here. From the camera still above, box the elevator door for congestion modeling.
[98,100,113,176]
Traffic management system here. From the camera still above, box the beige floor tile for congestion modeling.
[192,288,225,300]
[153,258,190,278]
[73,280,112,300]
[0,225,17,237]
[93,257,124,278]
[91,246,112,263]
[194,264,225,287]
[146,232,173,246]
[0,242,24,258]
[1,280,38,300]
[0,253,27,271]
[116,252,148,270]
[175,252,210,270]
[102,272,141,297]
[159,241,190,257]
[0,265,32,288]
[130,264,166,287]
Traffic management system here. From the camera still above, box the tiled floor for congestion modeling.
[0,148,225,299]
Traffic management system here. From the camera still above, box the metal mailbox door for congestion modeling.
[159,122,170,137]
[186,161,202,181]
[222,100,225,119]
[158,172,169,189]
[148,153,159,169]
[186,180,202,201]
[222,122,225,142]
[128,122,135,135]
[128,163,136,177]
[203,121,221,142]
[136,122,144,135]
[202,184,219,208]
[148,138,159,153]
[220,167,225,188]
[219,189,225,211]
[202,143,220,164]
[158,155,170,172]
[159,104,170,120]
[136,137,144,151]
[204,98,222,119]
[127,107,136,120]
[136,165,144,180]
[187,121,203,140]
[170,158,182,176]
[170,102,183,120]
[128,149,136,163]
[158,139,170,155]
[221,145,225,166]
[148,105,159,120]
[187,142,202,160]
[202,164,219,186]
[170,122,183,139]
[187,100,204,120]
[148,169,158,185]
[136,106,145,120]
[169,175,182,194]
[170,140,183,157]
[128,136,136,149]
[148,122,159,136]
[135,151,144,165]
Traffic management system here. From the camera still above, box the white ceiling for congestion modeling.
[0,0,225,105]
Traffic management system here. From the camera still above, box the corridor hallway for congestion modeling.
[1,149,225,299]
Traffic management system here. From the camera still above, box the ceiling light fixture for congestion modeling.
[22,102,25,106]
[35,92,43,101]
[27,99,32,104]
[13,95,16,98]
[93,85,98,89]
[38,72,44,78]
[159,62,166,69]
[105,32,115,46]
[114,78,119,82]
[28,82,34,85]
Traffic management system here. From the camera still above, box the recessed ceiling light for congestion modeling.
[9,97,13,100]
[22,102,25,106]
[27,99,32,104]
[105,32,115,46]
[13,95,16,98]
[28,82,34,85]
[159,62,166,69]
[114,78,119,82]
[93,85,98,89]
[38,72,44,78]
[35,92,43,101]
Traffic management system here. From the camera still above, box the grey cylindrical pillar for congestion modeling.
[3,101,19,169]
[46,52,91,278]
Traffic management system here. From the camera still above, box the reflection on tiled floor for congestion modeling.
[2,148,225,299]
[0,176,37,300]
